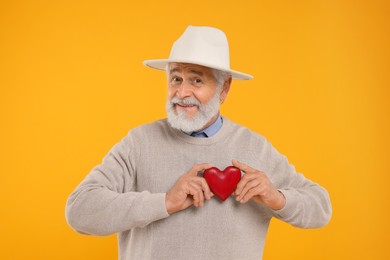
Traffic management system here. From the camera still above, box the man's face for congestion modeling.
[166,62,223,133]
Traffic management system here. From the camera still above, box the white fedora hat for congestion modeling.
[143,25,253,80]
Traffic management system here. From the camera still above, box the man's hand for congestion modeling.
[233,160,286,210]
[166,163,214,215]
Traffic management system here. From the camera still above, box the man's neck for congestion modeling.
[189,113,223,138]
[200,113,220,131]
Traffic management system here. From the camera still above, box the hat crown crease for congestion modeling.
[169,26,230,70]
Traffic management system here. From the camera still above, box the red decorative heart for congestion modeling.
[204,166,241,201]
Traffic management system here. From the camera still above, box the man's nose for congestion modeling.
[176,81,193,99]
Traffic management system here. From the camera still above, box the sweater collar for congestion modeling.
[168,116,233,146]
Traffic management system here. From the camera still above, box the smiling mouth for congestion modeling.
[176,103,199,108]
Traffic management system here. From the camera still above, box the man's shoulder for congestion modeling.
[126,118,170,138]
[225,117,283,167]
[224,117,267,143]
[134,118,168,130]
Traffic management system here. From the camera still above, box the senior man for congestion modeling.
[66,26,332,260]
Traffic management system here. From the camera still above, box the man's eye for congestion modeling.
[194,79,202,84]
[171,77,182,82]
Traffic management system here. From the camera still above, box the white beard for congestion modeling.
[166,91,221,133]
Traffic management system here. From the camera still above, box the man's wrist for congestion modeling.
[165,192,177,215]
[271,190,286,210]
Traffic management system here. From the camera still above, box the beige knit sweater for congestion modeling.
[66,117,332,260]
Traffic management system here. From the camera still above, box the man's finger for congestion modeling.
[197,177,212,200]
[235,173,258,195]
[190,163,215,176]
[232,160,254,173]
[236,178,261,201]
[240,187,261,203]
[189,182,204,207]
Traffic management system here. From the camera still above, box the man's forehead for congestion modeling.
[169,63,213,75]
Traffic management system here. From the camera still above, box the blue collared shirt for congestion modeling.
[189,114,223,138]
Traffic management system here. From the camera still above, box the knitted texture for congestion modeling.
[66,117,332,260]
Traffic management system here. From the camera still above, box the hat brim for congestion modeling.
[143,59,253,80]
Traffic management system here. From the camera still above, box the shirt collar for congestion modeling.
[189,113,223,138]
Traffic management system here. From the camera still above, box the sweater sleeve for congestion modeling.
[65,132,170,236]
[268,149,332,229]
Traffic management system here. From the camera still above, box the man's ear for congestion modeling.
[220,77,232,103]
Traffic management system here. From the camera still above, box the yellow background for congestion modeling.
[1,0,389,259]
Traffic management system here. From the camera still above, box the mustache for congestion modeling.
[170,96,201,107]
